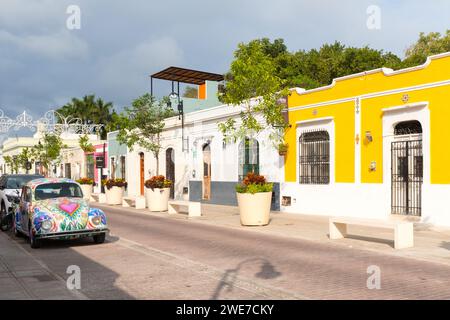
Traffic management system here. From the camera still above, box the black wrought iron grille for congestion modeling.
[391,140,423,216]
[299,130,330,184]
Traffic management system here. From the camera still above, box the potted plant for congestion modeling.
[76,178,95,200]
[145,175,172,211]
[236,172,273,226]
[278,142,288,156]
[104,178,127,205]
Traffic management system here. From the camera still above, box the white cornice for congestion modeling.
[382,101,429,113]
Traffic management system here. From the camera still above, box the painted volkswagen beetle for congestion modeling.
[14,178,108,248]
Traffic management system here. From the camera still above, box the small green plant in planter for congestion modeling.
[104,178,127,205]
[277,142,288,156]
[145,175,172,212]
[236,172,273,226]
[235,172,273,194]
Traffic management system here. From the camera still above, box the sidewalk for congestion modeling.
[0,232,86,300]
[96,202,450,267]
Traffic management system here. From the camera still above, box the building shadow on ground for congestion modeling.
[6,231,134,299]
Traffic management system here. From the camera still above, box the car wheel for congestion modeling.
[29,223,41,249]
[93,233,106,244]
[14,225,21,237]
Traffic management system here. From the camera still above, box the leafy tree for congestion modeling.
[77,134,96,178]
[273,41,402,89]
[183,86,198,98]
[17,147,34,174]
[3,155,18,174]
[57,94,118,139]
[402,30,450,67]
[218,40,289,147]
[78,134,95,153]
[31,133,67,177]
[116,93,176,174]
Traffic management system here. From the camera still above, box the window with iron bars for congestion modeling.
[298,130,330,184]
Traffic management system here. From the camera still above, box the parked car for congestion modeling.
[14,178,109,248]
[0,174,44,226]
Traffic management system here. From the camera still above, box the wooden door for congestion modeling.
[202,144,211,200]
[139,153,144,196]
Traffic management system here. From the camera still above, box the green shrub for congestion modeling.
[235,172,273,194]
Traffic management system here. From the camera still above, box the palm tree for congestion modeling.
[57,95,116,139]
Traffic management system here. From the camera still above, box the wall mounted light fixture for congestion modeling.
[365,131,373,142]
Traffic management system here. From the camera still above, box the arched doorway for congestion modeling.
[166,148,175,199]
[391,120,423,216]
[139,152,145,196]
[202,143,211,200]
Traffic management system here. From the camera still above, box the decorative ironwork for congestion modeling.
[391,120,423,216]
[0,108,103,135]
[298,130,330,184]
[391,140,423,216]
[394,120,422,135]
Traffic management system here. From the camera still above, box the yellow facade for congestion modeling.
[285,53,450,184]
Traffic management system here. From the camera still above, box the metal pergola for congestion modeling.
[150,67,224,152]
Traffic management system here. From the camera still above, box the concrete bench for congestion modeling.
[329,216,414,249]
[122,196,146,209]
[168,200,201,217]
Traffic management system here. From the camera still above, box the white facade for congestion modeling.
[119,103,283,204]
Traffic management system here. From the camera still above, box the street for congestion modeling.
[2,204,450,300]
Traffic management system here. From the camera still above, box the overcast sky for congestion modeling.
[0,0,449,126]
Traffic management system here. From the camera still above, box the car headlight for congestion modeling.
[41,220,53,231]
[91,216,102,226]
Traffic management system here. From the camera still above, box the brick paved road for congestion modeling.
[5,204,450,299]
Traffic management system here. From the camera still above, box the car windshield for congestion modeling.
[34,183,83,200]
[6,176,42,189]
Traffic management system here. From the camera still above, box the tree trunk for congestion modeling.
[155,152,159,176]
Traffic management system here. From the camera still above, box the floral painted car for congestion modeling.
[14,178,108,248]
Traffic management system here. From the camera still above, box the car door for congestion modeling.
[20,186,32,234]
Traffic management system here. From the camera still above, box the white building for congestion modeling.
[112,103,283,210]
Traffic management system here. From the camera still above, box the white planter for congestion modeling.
[80,184,93,200]
[236,192,272,226]
[146,188,170,211]
[106,186,124,205]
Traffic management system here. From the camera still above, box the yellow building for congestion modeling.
[282,52,450,226]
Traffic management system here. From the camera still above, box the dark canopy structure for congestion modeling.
[150,66,224,86]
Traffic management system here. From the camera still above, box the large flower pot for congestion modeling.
[106,186,124,205]
[80,184,93,200]
[146,187,170,211]
[236,192,272,226]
